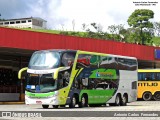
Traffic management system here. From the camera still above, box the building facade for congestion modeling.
[0,17,47,29]
[0,27,160,102]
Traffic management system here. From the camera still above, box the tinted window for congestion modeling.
[138,72,160,81]
[61,52,76,67]
[29,51,60,69]
[16,21,20,24]
[118,58,137,70]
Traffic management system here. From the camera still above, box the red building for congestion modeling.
[0,27,160,102]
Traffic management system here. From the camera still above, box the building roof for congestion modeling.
[0,27,159,61]
[0,17,47,22]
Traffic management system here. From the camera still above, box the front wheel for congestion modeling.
[69,95,76,108]
[79,95,88,108]
[42,105,49,109]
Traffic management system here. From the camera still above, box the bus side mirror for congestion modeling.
[53,67,65,80]
[18,67,28,79]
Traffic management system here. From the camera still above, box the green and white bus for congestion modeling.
[18,49,138,108]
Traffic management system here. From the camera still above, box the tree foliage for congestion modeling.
[127,9,154,44]
[108,24,124,41]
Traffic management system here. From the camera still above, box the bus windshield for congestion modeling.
[26,73,57,93]
[28,51,60,69]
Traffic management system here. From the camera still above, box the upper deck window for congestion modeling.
[28,51,60,69]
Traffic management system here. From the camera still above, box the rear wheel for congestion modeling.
[153,92,160,101]
[121,94,128,106]
[42,105,49,109]
[69,95,76,108]
[79,95,88,108]
[115,94,121,106]
[109,94,121,106]
[142,92,152,101]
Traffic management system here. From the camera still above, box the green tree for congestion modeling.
[127,9,154,45]
[85,23,109,40]
[108,24,124,41]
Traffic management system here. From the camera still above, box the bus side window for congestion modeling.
[61,52,76,67]
[89,79,95,89]
[82,78,88,87]
[156,73,160,80]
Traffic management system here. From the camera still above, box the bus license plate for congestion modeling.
[36,101,42,104]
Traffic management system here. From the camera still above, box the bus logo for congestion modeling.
[138,82,158,86]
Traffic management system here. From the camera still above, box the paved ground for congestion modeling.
[0,101,160,120]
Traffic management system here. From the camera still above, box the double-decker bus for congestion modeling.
[18,49,138,108]
[138,69,160,101]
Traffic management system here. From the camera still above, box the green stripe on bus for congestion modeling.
[80,89,115,104]
[26,91,55,98]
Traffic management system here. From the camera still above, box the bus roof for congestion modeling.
[33,49,137,60]
[77,50,137,60]
[138,69,160,72]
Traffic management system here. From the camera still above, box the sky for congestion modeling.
[0,0,159,31]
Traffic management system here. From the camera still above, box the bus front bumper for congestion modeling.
[25,96,59,105]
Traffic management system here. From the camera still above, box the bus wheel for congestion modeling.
[153,92,160,101]
[42,105,49,109]
[79,95,88,108]
[121,94,128,106]
[52,105,59,108]
[142,92,152,101]
[115,94,121,106]
[69,95,76,108]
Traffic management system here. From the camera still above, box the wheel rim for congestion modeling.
[145,94,150,99]
[82,97,85,105]
[72,97,76,106]
[123,96,126,103]
[155,94,160,99]
[154,92,160,100]
[116,96,120,105]
[143,92,152,101]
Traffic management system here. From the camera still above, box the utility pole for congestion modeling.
[72,19,75,31]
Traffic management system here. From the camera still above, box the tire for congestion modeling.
[79,95,88,108]
[115,94,121,106]
[52,105,59,108]
[153,92,160,101]
[69,95,76,108]
[42,105,49,109]
[142,92,152,101]
[121,94,128,106]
